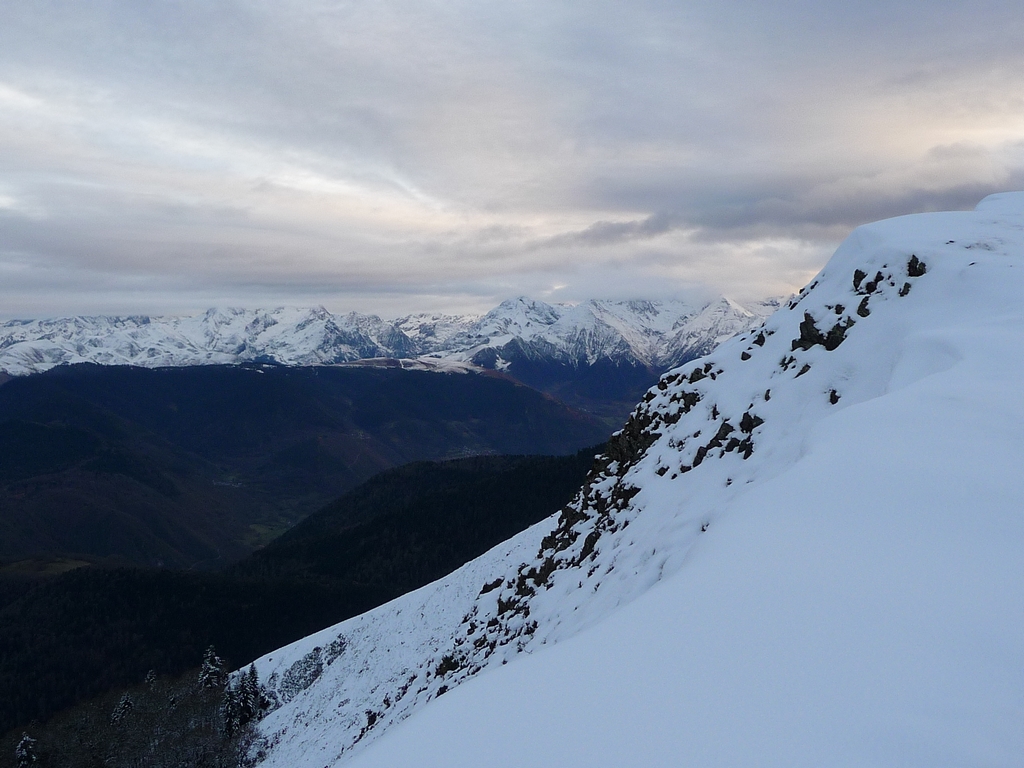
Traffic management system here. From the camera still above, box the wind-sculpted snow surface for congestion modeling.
[250,194,1024,766]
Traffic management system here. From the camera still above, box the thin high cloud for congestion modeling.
[1,0,1023,318]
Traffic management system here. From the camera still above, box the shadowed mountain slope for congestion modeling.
[0,448,600,737]
[0,364,608,568]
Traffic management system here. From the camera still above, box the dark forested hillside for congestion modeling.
[0,363,608,568]
[0,447,601,737]
[232,452,596,592]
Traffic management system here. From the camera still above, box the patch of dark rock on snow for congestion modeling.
[791,312,855,352]
[863,271,884,294]
[739,412,764,433]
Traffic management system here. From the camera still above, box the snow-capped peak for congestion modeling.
[474,297,563,339]
[0,296,775,377]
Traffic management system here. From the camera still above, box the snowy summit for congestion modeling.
[0,297,774,377]
[242,193,1023,766]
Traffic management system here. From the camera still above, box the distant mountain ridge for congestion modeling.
[0,297,779,378]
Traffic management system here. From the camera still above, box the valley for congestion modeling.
[0,363,607,569]
[0,448,602,740]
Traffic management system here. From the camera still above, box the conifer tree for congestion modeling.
[15,733,37,767]
[241,664,261,722]
[110,692,134,725]
[198,645,226,689]
[222,685,241,737]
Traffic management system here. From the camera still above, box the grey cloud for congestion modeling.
[539,212,683,249]
[2,0,1024,317]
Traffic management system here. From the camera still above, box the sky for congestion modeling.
[1,0,1023,319]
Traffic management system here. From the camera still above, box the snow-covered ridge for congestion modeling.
[245,193,1024,766]
[0,297,776,376]
[0,307,416,376]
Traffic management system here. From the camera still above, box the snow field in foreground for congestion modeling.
[349,337,1024,766]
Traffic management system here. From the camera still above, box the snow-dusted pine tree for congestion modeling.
[110,693,134,725]
[198,645,226,689]
[14,733,37,767]
[224,662,271,736]
[241,664,266,721]
[222,685,242,737]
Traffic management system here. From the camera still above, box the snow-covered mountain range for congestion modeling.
[396,296,779,370]
[240,193,1024,767]
[0,297,777,377]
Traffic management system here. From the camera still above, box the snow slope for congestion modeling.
[0,298,773,376]
[246,193,1024,767]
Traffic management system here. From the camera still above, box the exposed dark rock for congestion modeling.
[739,412,764,433]
[792,313,824,351]
[603,409,658,471]
[435,654,461,677]
[669,389,701,412]
[823,317,855,350]
[706,421,735,449]
[659,410,682,426]
[907,255,927,277]
[792,313,854,352]
[522,556,557,590]
[479,578,503,595]
[692,445,708,467]
[863,271,884,293]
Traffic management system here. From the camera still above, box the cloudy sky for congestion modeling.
[2,0,1023,318]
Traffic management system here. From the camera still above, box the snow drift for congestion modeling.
[246,193,1024,767]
